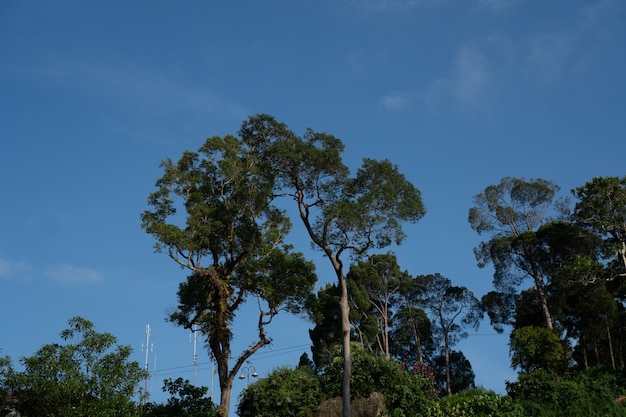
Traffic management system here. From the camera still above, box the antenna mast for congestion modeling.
[190,324,199,386]
[141,324,154,402]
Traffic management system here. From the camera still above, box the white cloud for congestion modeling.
[525,33,572,83]
[476,0,516,12]
[45,263,104,285]
[453,45,493,105]
[0,258,31,280]
[417,44,494,113]
[379,92,411,110]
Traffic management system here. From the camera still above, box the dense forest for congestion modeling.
[2,115,625,416]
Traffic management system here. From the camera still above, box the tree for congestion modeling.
[144,378,218,417]
[417,273,482,396]
[389,304,433,367]
[509,326,567,374]
[0,316,143,417]
[240,114,426,417]
[469,177,569,330]
[572,176,626,279]
[141,134,317,416]
[347,253,412,359]
[432,350,475,395]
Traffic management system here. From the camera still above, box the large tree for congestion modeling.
[469,177,569,330]
[141,135,317,416]
[0,317,143,417]
[239,114,426,417]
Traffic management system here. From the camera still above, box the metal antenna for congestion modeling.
[190,324,200,386]
[141,324,154,402]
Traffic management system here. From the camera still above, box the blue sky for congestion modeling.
[1,0,625,410]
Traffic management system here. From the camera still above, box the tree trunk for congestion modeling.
[215,349,232,417]
[605,315,616,370]
[581,335,589,370]
[533,273,553,330]
[339,275,352,417]
[444,329,452,396]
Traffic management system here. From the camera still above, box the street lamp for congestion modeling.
[238,365,258,385]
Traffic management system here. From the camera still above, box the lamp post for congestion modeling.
[238,365,258,385]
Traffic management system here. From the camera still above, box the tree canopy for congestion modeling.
[0,317,143,417]
[141,132,317,416]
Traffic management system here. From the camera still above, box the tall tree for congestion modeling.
[572,176,626,279]
[469,177,569,330]
[0,317,143,416]
[432,349,475,395]
[347,253,412,359]
[417,273,482,396]
[141,135,317,417]
[389,304,433,366]
[240,114,426,417]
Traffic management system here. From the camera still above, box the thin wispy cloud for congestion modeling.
[476,0,516,12]
[380,45,494,114]
[45,263,104,285]
[525,33,573,84]
[3,58,247,143]
[453,45,493,106]
[0,257,31,281]
[415,44,494,113]
[379,92,411,110]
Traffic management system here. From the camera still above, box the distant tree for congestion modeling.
[141,134,317,417]
[469,177,569,330]
[241,114,426,417]
[297,352,315,372]
[0,317,143,417]
[389,304,433,367]
[347,253,412,358]
[432,350,475,395]
[417,274,482,396]
[144,377,218,417]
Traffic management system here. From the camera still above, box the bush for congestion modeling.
[426,388,524,417]
[320,346,435,416]
[237,366,323,417]
[507,368,626,417]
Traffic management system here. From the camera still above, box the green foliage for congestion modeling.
[0,316,143,417]
[507,368,626,417]
[143,377,218,417]
[320,345,435,416]
[509,326,567,373]
[237,366,324,417]
[426,388,524,417]
[573,176,626,286]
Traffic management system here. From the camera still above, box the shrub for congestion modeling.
[237,366,323,417]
